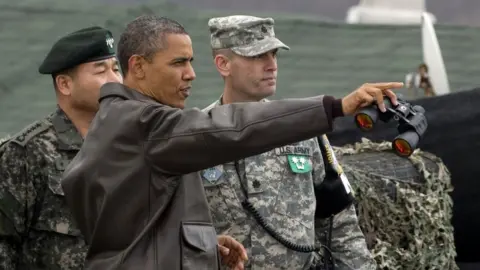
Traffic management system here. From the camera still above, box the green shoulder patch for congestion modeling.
[287,155,312,173]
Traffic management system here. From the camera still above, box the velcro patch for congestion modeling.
[287,155,312,173]
[202,166,223,184]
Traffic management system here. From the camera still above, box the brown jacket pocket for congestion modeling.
[181,222,219,270]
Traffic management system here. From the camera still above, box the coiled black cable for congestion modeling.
[235,161,336,269]
[240,200,320,253]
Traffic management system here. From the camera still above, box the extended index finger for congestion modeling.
[367,82,404,89]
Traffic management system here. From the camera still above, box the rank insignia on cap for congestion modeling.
[202,166,223,184]
[106,36,114,49]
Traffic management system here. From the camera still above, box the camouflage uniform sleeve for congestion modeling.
[312,139,377,270]
[0,143,36,269]
[318,205,377,270]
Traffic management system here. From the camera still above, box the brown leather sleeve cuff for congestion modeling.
[323,96,344,128]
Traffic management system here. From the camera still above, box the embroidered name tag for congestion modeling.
[275,146,311,156]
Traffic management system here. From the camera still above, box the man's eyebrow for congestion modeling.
[170,57,194,63]
[94,59,119,68]
[93,61,108,67]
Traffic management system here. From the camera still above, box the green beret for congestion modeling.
[39,26,116,75]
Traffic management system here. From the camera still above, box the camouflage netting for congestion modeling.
[335,138,458,270]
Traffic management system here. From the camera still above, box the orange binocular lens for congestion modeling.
[355,113,374,130]
[393,139,412,157]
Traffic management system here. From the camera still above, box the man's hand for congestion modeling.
[341,82,404,115]
[217,235,248,270]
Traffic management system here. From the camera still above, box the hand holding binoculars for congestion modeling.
[354,96,428,157]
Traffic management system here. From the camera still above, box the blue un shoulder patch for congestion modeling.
[202,166,223,184]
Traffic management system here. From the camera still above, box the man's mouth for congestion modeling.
[262,77,276,85]
[180,86,191,98]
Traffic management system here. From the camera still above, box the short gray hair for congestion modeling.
[117,15,188,76]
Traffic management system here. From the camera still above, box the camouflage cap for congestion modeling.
[208,15,290,57]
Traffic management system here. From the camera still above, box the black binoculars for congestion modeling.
[354,96,428,157]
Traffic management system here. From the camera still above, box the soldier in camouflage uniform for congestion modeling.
[202,15,377,270]
[0,26,122,269]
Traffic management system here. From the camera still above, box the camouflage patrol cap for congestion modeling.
[208,15,290,57]
[39,26,116,75]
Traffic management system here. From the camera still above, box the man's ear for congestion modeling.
[214,54,231,77]
[128,55,147,79]
[55,74,74,96]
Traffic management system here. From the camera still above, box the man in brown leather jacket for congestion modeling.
[60,15,403,270]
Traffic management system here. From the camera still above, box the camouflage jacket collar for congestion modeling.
[51,107,83,151]
[204,95,269,112]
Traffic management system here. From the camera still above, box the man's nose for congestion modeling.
[107,70,123,83]
[265,53,277,72]
[184,63,196,81]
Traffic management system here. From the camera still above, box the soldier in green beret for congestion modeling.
[0,26,122,269]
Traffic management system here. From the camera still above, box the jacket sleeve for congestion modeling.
[0,143,36,269]
[142,95,341,175]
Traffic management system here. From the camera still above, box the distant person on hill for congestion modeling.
[405,63,435,98]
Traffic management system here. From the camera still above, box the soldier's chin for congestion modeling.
[167,98,186,109]
[260,86,276,97]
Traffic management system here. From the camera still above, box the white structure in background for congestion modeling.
[420,12,450,95]
[346,0,436,25]
[346,0,450,96]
